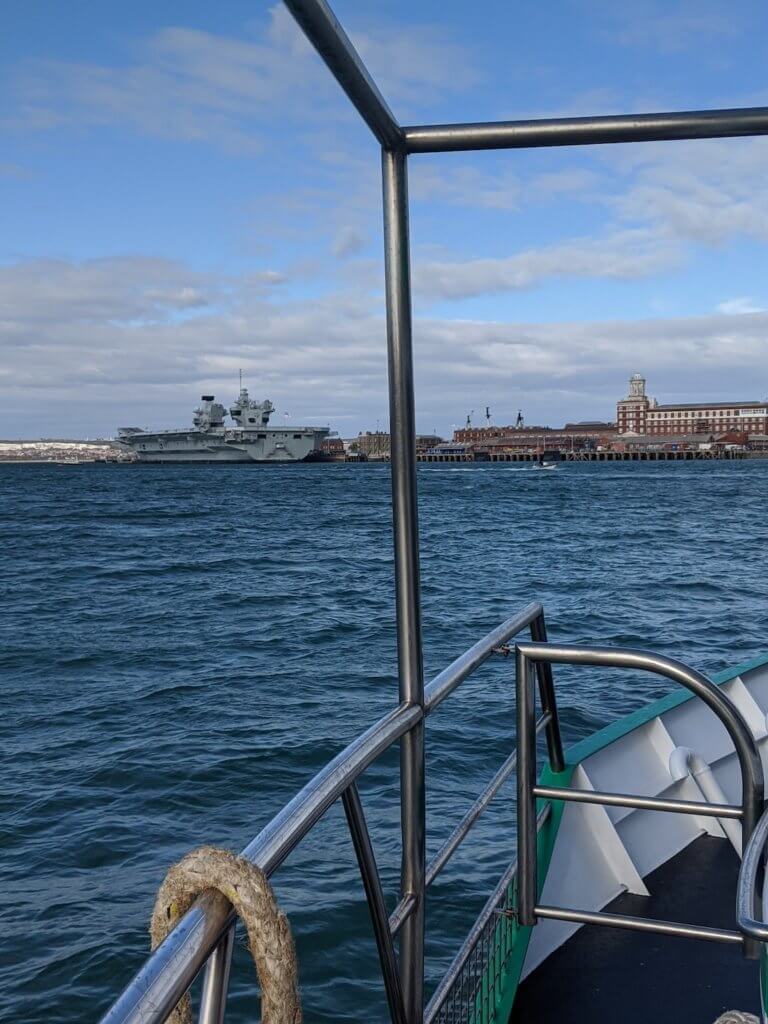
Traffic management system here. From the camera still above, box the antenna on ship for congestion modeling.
[239,368,243,392]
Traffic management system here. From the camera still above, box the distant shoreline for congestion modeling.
[3,453,768,467]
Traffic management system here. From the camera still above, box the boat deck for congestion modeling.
[511,835,759,1023]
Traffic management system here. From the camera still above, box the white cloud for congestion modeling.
[348,21,480,107]
[333,226,367,258]
[403,136,768,302]
[413,229,680,300]
[3,254,768,436]
[409,163,600,213]
[410,164,521,211]
[5,7,480,151]
[611,137,768,244]
[0,257,218,328]
[717,297,766,315]
[244,269,287,287]
[7,20,323,152]
[589,0,740,54]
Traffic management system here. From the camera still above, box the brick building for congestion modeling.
[616,374,768,436]
[352,431,442,456]
[616,374,652,434]
[454,422,616,450]
[454,424,551,443]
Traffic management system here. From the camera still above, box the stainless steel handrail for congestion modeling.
[424,604,544,712]
[427,715,551,889]
[282,0,401,149]
[737,804,768,941]
[98,603,555,1024]
[402,107,768,154]
[516,642,765,960]
[388,711,552,940]
[534,905,743,945]
[533,784,742,819]
[99,701,419,1024]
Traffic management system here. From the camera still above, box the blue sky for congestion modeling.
[2,0,768,437]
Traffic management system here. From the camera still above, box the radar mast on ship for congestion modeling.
[229,372,274,427]
[192,396,226,431]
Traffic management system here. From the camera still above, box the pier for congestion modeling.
[408,448,752,464]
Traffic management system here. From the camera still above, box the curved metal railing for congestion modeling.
[424,644,768,1024]
[98,601,561,1024]
[515,643,765,961]
[737,805,768,942]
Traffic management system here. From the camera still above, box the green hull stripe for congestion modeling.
[567,652,768,768]
[486,762,573,1024]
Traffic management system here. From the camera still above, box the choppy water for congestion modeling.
[2,460,768,1023]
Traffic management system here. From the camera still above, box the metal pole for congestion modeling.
[342,784,408,1024]
[424,714,551,889]
[197,926,234,1024]
[282,0,402,150]
[529,613,564,772]
[402,106,768,154]
[424,600,542,713]
[382,145,425,1024]
[534,905,743,945]
[515,647,537,926]
[532,784,742,818]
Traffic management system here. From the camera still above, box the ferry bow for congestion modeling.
[98,1,768,1022]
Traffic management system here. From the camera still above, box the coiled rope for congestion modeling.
[150,851,758,1024]
[150,846,302,1024]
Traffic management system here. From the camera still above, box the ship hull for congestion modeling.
[118,427,329,463]
[131,451,318,463]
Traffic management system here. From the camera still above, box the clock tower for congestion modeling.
[617,374,650,434]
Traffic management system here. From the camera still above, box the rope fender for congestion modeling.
[150,845,302,1024]
[713,1014,759,1023]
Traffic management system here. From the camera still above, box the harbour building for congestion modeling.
[616,374,768,436]
[352,430,442,457]
[453,422,616,451]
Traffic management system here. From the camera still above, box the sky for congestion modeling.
[2,0,768,439]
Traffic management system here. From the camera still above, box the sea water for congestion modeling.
[2,460,768,1022]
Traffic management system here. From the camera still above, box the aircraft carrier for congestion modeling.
[117,386,332,463]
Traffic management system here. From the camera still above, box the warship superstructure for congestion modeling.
[117,387,331,463]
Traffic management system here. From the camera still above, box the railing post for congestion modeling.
[382,144,425,1024]
[342,784,408,1024]
[198,926,235,1024]
[516,646,538,926]
[530,613,564,772]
